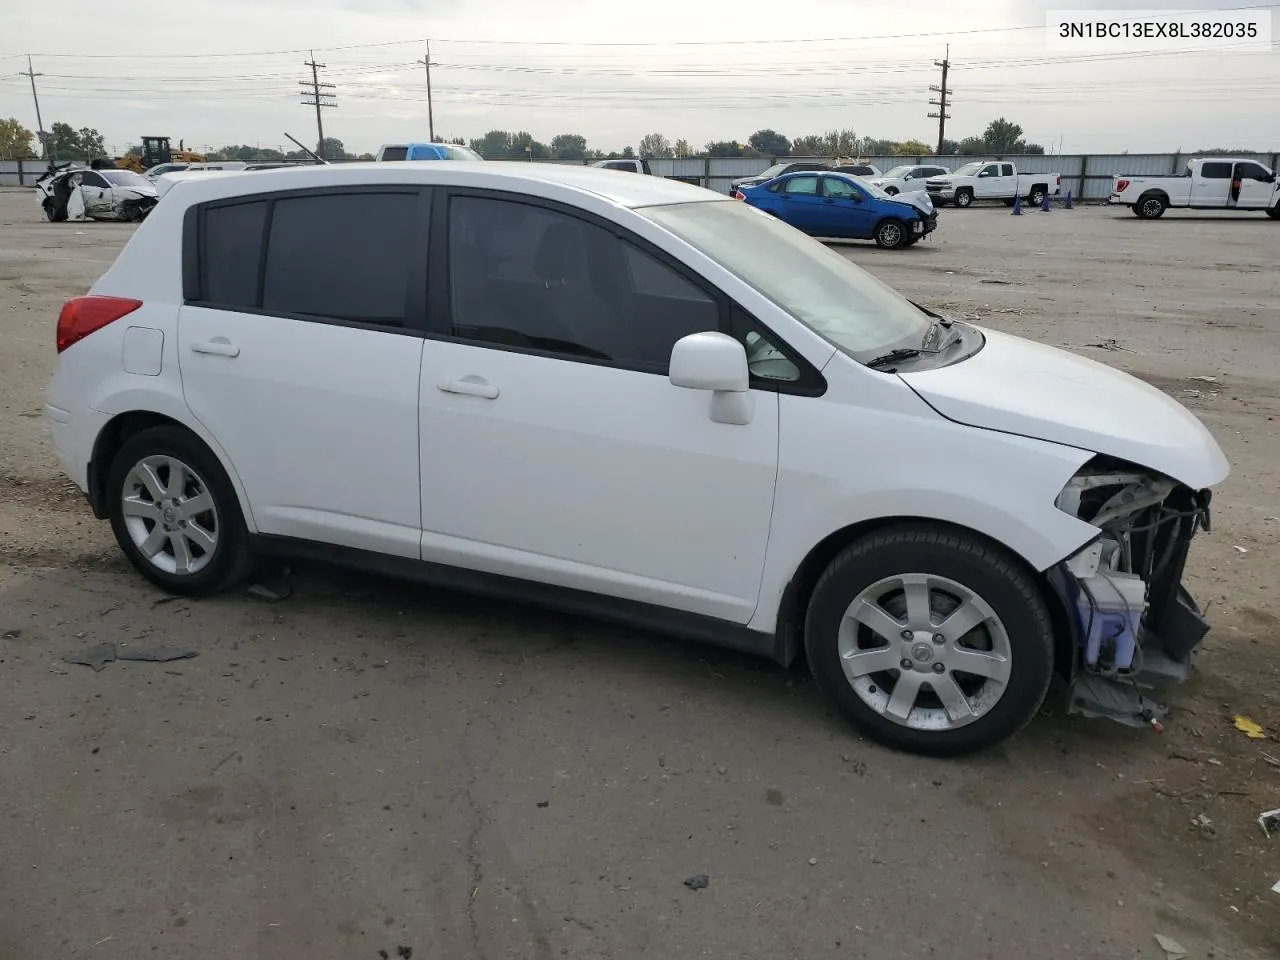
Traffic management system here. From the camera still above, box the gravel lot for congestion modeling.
[1,188,1277,960]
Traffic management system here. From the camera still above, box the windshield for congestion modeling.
[639,200,930,361]
[882,165,912,179]
[757,164,790,179]
[835,174,893,200]
[952,162,983,176]
[100,170,150,187]
[443,144,484,161]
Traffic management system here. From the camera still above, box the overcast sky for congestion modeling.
[2,0,1278,156]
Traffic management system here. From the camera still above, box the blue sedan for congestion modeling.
[734,171,938,248]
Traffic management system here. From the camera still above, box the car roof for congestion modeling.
[154,160,716,209]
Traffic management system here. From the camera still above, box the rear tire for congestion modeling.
[43,200,66,222]
[106,426,253,596]
[884,187,899,196]
[1028,186,1047,207]
[803,524,1055,756]
[954,189,973,208]
[1135,193,1167,219]
[1267,205,1280,220]
[874,218,908,249]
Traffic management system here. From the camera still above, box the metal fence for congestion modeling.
[6,152,1280,199]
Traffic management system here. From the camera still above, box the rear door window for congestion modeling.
[262,193,418,325]
[201,200,268,308]
[380,147,409,161]
[1200,162,1232,179]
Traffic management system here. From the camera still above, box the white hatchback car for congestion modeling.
[44,162,1228,755]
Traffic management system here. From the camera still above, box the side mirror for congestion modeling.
[669,332,754,425]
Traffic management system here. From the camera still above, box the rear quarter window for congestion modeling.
[201,201,268,307]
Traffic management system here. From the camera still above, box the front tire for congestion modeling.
[954,189,973,208]
[874,218,908,249]
[803,524,1055,756]
[884,187,899,196]
[107,426,252,596]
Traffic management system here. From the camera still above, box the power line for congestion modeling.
[300,50,336,158]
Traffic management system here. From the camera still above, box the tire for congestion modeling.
[1135,193,1166,219]
[43,200,66,223]
[1267,205,1279,219]
[884,187,899,196]
[803,524,1055,756]
[874,218,908,249]
[954,189,973,208]
[1028,187,1047,207]
[106,425,252,596]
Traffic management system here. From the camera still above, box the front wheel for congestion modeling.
[884,187,899,196]
[874,218,908,249]
[107,425,252,596]
[954,189,973,208]
[803,524,1055,756]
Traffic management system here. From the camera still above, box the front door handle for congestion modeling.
[438,376,499,399]
[191,337,240,358]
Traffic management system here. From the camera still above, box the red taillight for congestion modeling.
[1056,175,1061,185]
[732,190,745,200]
[56,296,143,353]
[1115,178,1130,192]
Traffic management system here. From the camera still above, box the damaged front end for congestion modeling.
[114,194,158,222]
[1050,455,1214,729]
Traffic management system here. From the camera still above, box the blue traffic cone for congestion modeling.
[1011,194,1022,215]
[1040,191,1052,212]
[1063,190,1074,209]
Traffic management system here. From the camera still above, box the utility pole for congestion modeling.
[928,45,953,155]
[20,55,47,160]
[417,43,436,142]
[300,51,336,160]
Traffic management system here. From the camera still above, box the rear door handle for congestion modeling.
[438,377,498,399]
[191,338,240,358]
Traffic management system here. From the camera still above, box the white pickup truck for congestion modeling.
[1110,157,1280,219]
[925,160,1061,208]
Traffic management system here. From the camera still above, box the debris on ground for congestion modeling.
[63,642,118,672]
[1086,338,1125,351]
[1191,813,1216,838]
[63,642,197,671]
[117,646,199,663]
[397,947,413,959]
[1190,375,1219,383]
[247,581,292,602]
[1233,715,1266,739]
[1154,933,1187,959]
[1,628,22,639]
[683,874,709,890]
[1232,545,1249,554]
[1259,808,1280,839]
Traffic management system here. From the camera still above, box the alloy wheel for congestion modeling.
[120,454,220,576]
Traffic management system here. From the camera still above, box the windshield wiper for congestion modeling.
[866,348,923,369]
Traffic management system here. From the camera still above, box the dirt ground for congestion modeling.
[1,188,1277,960]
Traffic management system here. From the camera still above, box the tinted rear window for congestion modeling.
[202,201,267,307]
[380,147,409,161]
[261,193,417,324]
[1200,162,1232,179]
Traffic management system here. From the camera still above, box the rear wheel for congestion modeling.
[1267,205,1279,219]
[884,187,899,196]
[803,525,1055,756]
[874,218,908,249]
[1028,186,1047,207]
[43,200,65,222]
[106,426,252,596]
[954,189,973,208]
[1135,193,1167,219]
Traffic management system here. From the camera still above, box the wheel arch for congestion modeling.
[772,516,1079,682]
[88,409,258,533]
[1138,188,1170,204]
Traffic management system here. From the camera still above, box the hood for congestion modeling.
[926,176,954,184]
[897,327,1229,490]
[889,193,933,216]
[114,186,158,199]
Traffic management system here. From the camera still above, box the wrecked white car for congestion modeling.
[36,165,159,223]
